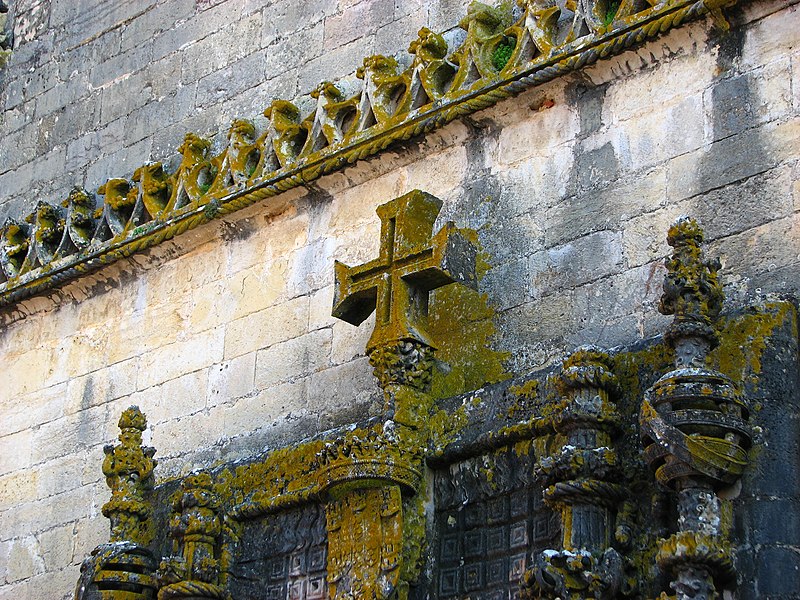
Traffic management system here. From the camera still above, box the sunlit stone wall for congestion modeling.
[0,0,798,598]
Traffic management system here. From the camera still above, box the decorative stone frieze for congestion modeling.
[640,217,751,600]
[0,0,744,308]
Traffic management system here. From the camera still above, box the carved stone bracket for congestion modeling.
[315,424,424,600]
[640,217,751,600]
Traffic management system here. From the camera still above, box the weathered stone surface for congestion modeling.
[0,1,799,598]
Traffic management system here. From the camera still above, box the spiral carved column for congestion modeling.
[524,346,634,599]
[640,217,751,600]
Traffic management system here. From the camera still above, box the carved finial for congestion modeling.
[157,471,227,599]
[101,406,157,545]
[660,217,723,365]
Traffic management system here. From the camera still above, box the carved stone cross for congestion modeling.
[333,189,477,354]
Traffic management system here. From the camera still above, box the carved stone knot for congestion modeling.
[641,368,750,490]
[368,339,435,391]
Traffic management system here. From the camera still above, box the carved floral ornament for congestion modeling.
[75,201,756,600]
[0,0,744,307]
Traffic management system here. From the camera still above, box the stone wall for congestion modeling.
[0,0,798,598]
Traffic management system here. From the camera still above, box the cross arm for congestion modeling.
[403,223,478,292]
[332,259,379,325]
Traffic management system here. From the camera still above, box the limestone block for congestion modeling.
[221,378,309,440]
[704,60,793,142]
[30,404,109,466]
[327,169,405,242]
[180,12,262,84]
[740,3,800,69]
[480,258,529,312]
[5,537,43,583]
[64,357,139,415]
[25,565,78,600]
[148,369,210,425]
[119,0,196,54]
[375,8,427,57]
[479,210,544,267]
[403,145,469,201]
[261,0,339,48]
[621,94,704,172]
[308,285,336,332]
[794,52,800,112]
[621,203,690,268]
[543,166,666,248]
[529,230,625,298]
[666,119,798,203]
[601,43,716,123]
[299,36,374,93]
[495,99,578,167]
[196,50,269,109]
[138,326,224,390]
[102,305,182,366]
[0,430,33,477]
[37,524,75,572]
[208,352,257,405]
[710,212,800,283]
[72,517,108,569]
[310,357,382,429]
[224,296,309,360]
[323,0,394,51]
[255,329,332,388]
[34,454,84,499]
[264,21,323,77]
[0,346,52,399]
[331,315,372,366]
[2,382,66,439]
[286,238,336,298]
[0,471,39,512]
[225,263,283,321]
[223,205,309,274]
[492,143,574,219]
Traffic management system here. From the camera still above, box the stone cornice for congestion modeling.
[0,0,738,308]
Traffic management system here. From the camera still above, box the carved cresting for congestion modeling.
[1,0,745,308]
[524,347,635,599]
[75,406,158,600]
[328,189,478,599]
[640,217,751,600]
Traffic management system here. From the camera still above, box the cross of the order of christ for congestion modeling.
[332,189,478,354]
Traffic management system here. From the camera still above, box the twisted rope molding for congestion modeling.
[0,0,738,309]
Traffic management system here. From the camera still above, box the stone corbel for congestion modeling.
[640,217,751,600]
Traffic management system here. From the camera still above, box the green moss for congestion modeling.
[603,0,621,26]
[491,38,515,71]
